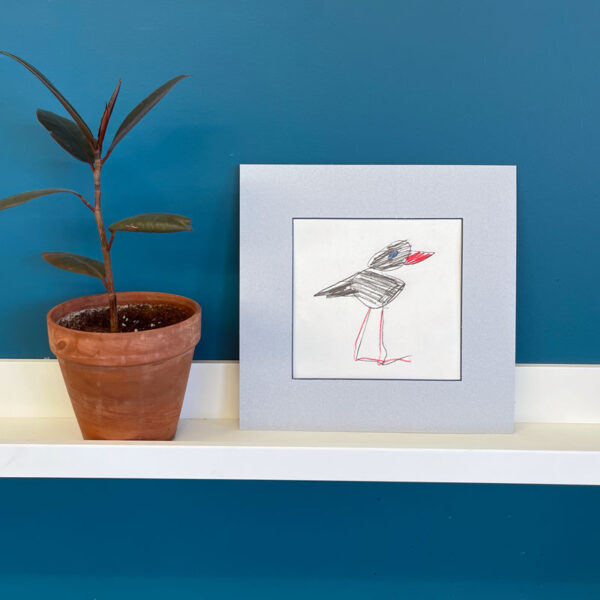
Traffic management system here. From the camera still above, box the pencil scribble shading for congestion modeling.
[315,240,433,366]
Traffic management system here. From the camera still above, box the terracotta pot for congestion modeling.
[47,291,202,441]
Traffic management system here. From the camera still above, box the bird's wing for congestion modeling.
[314,273,359,298]
[352,271,405,306]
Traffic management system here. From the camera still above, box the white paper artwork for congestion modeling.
[293,218,462,380]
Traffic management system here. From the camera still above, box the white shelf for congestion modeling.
[1,418,600,484]
[0,361,599,483]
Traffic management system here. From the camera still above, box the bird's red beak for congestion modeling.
[405,251,434,265]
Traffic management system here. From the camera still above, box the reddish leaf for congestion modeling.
[42,252,105,279]
[105,75,188,159]
[0,188,77,211]
[37,109,95,164]
[109,212,192,233]
[97,79,121,151]
[0,51,95,147]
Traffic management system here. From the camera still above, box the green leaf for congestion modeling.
[0,188,76,211]
[36,109,95,164]
[42,252,105,279]
[0,51,96,146]
[109,213,192,233]
[106,75,188,157]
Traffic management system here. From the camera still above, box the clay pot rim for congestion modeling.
[47,291,201,339]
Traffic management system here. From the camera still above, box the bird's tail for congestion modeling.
[314,277,355,298]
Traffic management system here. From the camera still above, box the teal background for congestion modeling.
[1,480,600,599]
[0,1,599,598]
[0,0,598,362]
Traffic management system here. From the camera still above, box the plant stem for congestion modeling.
[69,191,94,212]
[93,155,118,332]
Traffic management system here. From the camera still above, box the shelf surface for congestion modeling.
[1,362,598,483]
[2,418,600,484]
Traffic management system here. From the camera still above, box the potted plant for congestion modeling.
[0,51,201,441]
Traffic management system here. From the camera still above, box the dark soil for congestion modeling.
[58,303,192,333]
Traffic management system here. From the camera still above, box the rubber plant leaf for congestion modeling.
[0,188,77,211]
[0,51,95,146]
[36,109,95,164]
[109,213,192,233]
[105,75,188,156]
[97,79,121,151]
[42,252,106,279]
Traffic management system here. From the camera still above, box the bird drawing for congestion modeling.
[314,240,433,365]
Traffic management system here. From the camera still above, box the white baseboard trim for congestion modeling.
[514,364,600,423]
[0,360,598,424]
[0,360,239,420]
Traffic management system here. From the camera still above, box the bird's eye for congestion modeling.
[388,250,399,259]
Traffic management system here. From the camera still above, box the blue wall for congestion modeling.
[1,479,600,599]
[0,1,599,598]
[0,0,598,362]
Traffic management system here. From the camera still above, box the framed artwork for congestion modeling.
[240,165,516,433]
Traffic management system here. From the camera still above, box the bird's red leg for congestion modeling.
[353,308,371,362]
[380,309,411,366]
[354,308,389,364]
[354,307,412,365]
[377,308,387,365]
[379,308,412,365]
